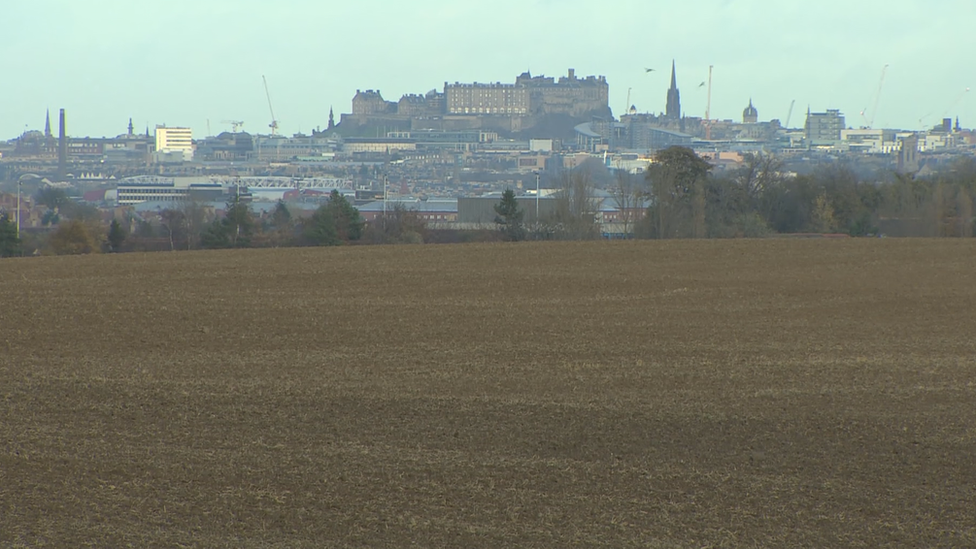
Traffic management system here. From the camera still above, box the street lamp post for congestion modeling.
[535,171,540,223]
[16,178,21,240]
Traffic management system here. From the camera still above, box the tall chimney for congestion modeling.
[58,108,67,180]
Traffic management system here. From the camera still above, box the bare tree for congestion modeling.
[734,151,783,205]
[546,170,601,240]
[609,171,643,237]
[179,192,209,250]
[957,187,974,237]
[159,209,185,251]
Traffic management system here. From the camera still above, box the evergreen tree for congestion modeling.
[304,205,340,246]
[324,190,363,241]
[107,219,126,252]
[200,219,232,249]
[268,200,295,247]
[494,189,526,241]
[271,200,292,229]
[200,196,254,249]
[0,213,22,257]
[303,191,362,246]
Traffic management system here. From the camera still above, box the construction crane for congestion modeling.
[704,65,713,140]
[262,75,279,136]
[919,87,970,129]
[785,99,796,129]
[868,64,888,128]
[942,87,971,119]
[624,87,632,116]
[220,120,244,133]
[859,64,888,128]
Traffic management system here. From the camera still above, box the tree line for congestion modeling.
[4,148,976,256]
[0,189,432,257]
[493,147,976,241]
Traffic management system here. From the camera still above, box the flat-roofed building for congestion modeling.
[154,126,193,160]
[343,138,417,154]
[116,176,222,205]
[804,109,845,145]
[358,198,458,224]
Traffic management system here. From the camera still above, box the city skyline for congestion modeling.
[2,0,974,139]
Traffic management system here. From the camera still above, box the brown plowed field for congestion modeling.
[2,240,975,548]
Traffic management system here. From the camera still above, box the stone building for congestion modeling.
[445,82,530,115]
[516,68,610,117]
[398,94,429,117]
[743,100,758,124]
[397,90,446,117]
[352,90,396,116]
[443,68,609,118]
[341,69,609,139]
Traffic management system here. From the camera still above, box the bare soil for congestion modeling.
[1,240,974,548]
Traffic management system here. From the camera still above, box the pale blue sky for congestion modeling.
[2,0,973,139]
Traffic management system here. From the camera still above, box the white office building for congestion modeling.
[154,126,194,161]
[116,176,222,205]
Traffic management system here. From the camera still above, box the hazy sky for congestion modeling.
[2,0,974,139]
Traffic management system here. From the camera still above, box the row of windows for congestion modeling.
[118,195,183,201]
[451,108,528,115]
[119,188,187,194]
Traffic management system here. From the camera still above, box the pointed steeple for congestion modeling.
[665,60,681,121]
[743,98,758,123]
[128,118,134,136]
[804,105,812,140]
[44,109,52,137]
[328,106,335,130]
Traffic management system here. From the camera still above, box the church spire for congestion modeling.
[128,118,134,136]
[665,60,681,121]
[44,109,52,137]
[328,106,335,130]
